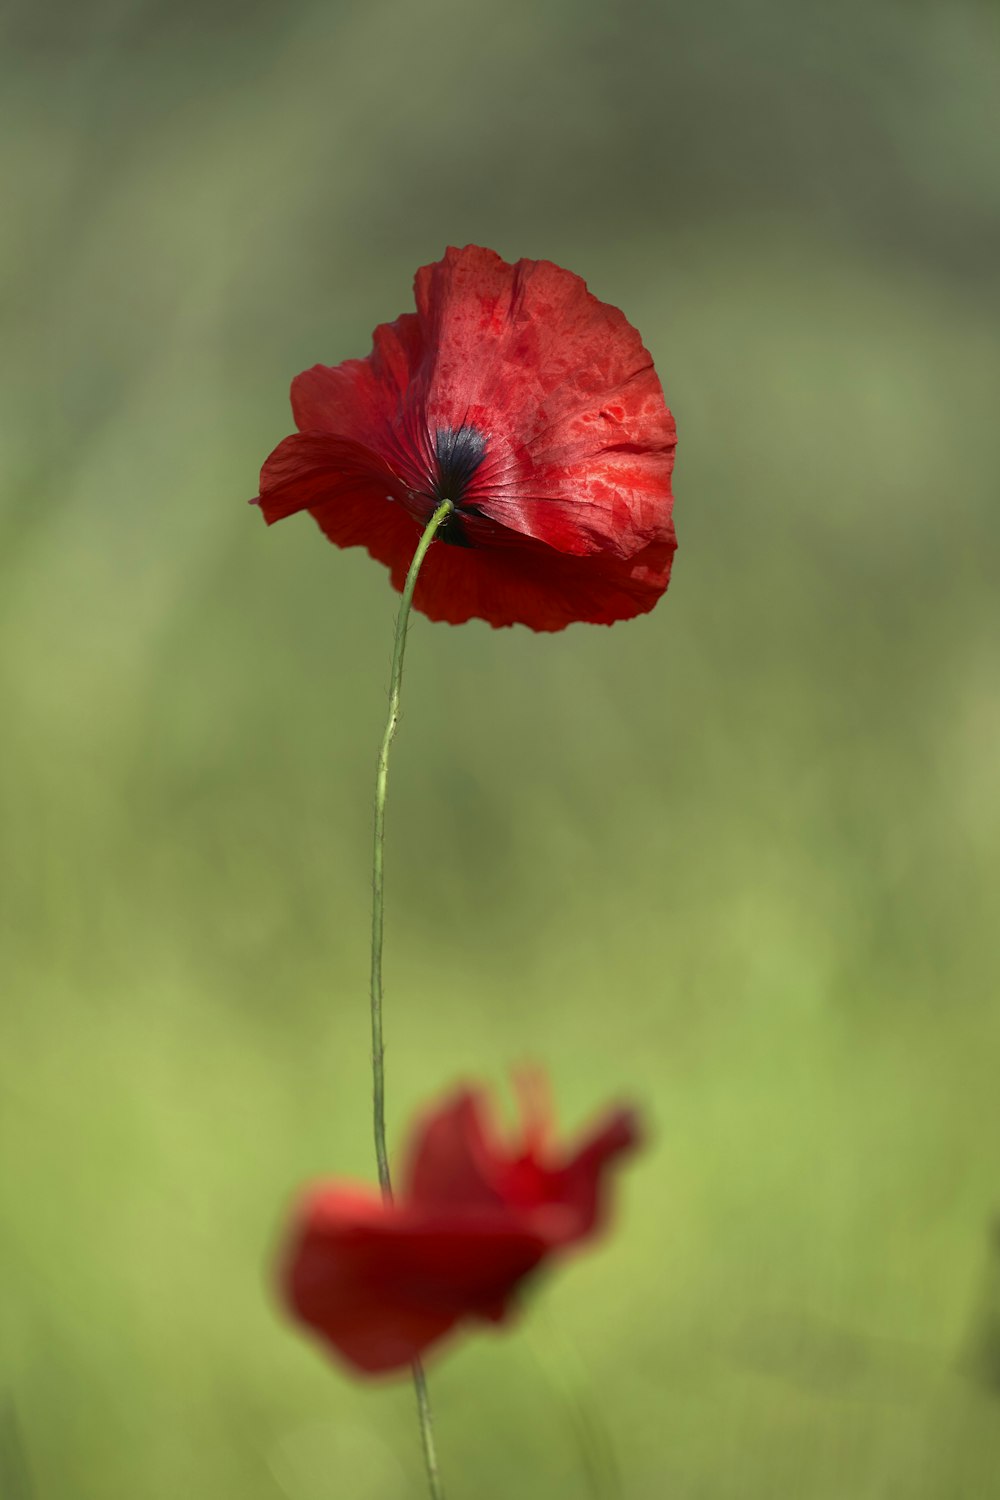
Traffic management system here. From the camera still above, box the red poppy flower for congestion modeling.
[255,245,677,630]
[279,1079,641,1375]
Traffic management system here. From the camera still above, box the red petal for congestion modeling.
[539,1106,643,1242]
[256,432,428,581]
[257,433,398,522]
[415,248,657,440]
[259,431,674,628]
[403,527,676,631]
[280,1185,553,1375]
[255,246,677,630]
[414,247,676,559]
[289,314,431,492]
[403,1089,508,1211]
[469,431,675,559]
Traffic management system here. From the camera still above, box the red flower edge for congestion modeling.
[279,1078,642,1375]
[255,246,677,631]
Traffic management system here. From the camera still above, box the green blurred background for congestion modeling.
[3,0,1000,1495]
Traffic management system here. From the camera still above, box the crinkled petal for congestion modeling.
[413,246,676,559]
[256,433,400,522]
[400,528,676,630]
[415,248,658,438]
[256,432,429,581]
[255,245,677,630]
[289,314,432,491]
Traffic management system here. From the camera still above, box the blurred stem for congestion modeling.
[369,496,453,1500]
[528,1317,622,1500]
[0,1400,36,1500]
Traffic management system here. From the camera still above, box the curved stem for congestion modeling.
[369,496,453,1500]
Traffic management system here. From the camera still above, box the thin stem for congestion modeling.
[369,496,453,1500]
[370,495,452,1194]
[411,1360,444,1500]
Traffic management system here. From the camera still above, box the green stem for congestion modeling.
[412,1359,444,1499]
[369,496,453,1500]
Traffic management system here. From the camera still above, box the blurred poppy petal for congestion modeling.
[278,1080,641,1375]
[403,1090,506,1212]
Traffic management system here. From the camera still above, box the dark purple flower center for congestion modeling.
[432,426,487,547]
[434,426,486,505]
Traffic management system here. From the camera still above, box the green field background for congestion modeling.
[3,1,1000,1496]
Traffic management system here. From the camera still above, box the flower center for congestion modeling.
[433,426,486,507]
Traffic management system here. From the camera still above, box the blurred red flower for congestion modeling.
[280,1079,641,1375]
[255,245,677,630]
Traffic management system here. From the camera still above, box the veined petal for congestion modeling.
[254,246,677,630]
